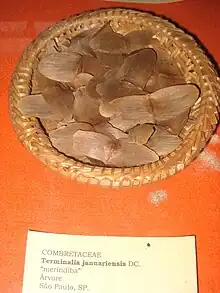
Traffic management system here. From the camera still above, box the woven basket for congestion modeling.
[9,8,220,187]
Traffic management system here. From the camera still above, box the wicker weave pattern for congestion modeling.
[9,8,220,187]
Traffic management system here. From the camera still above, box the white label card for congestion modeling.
[22,231,198,293]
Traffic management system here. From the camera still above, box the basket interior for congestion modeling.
[10,9,219,186]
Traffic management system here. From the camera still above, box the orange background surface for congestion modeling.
[0,0,220,292]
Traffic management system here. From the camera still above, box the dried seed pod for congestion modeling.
[72,73,93,89]
[144,73,158,93]
[109,115,140,132]
[128,124,154,145]
[145,71,185,93]
[30,24,202,168]
[38,52,82,82]
[67,29,97,56]
[147,127,182,156]
[49,122,93,157]
[85,77,105,100]
[57,118,76,129]
[90,23,127,54]
[104,68,119,79]
[116,48,157,89]
[96,78,145,102]
[95,122,128,139]
[99,102,118,118]
[159,110,189,135]
[43,84,75,121]
[92,22,114,36]
[149,84,200,122]
[125,30,153,53]
[68,36,87,53]
[72,130,119,164]
[57,38,71,51]
[81,156,106,166]
[90,32,127,54]
[31,66,56,94]
[81,55,108,76]
[17,94,61,120]
[41,119,61,133]
[154,46,182,76]
[110,95,154,123]
[96,52,124,68]
[108,139,159,167]
[74,87,106,124]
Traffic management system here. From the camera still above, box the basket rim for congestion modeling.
[9,8,220,187]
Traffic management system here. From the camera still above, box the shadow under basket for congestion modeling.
[9,8,220,188]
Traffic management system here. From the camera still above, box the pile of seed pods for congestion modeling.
[18,22,200,167]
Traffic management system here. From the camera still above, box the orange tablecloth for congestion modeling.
[0,0,220,292]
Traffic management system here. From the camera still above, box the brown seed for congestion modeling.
[67,29,97,56]
[110,95,154,123]
[116,48,157,89]
[43,84,75,121]
[125,30,153,53]
[144,73,158,93]
[17,94,61,120]
[31,66,56,94]
[128,124,154,145]
[96,78,145,102]
[57,118,76,129]
[154,46,182,76]
[82,56,109,76]
[92,22,114,37]
[99,102,118,118]
[149,84,200,122]
[145,71,185,93]
[81,55,108,76]
[108,139,159,167]
[109,115,140,132]
[95,122,128,139]
[49,122,93,157]
[159,110,189,135]
[104,68,119,79]
[72,73,93,89]
[58,38,71,51]
[41,119,61,133]
[147,127,182,156]
[90,23,127,54]
[96,52,124,68]
[81,156,106,166]
[72,130,119,164]
[74,87,106,124]
[85,77,104,100]
[38,52,82,82]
